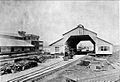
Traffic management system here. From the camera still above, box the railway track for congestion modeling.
[0,55,38,66]
[6,55,84,82]
[7,60,62,82]
[0,52,43,66]
[0,52,38,59]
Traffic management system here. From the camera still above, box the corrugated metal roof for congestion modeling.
[0,37,34,47]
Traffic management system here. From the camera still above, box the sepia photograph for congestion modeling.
[0,0,120,82]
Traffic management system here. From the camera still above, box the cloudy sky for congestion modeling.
[0,1,119,45]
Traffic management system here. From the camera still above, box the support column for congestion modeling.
[93,43,95,53]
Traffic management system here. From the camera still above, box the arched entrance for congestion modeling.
[66,35,95,55]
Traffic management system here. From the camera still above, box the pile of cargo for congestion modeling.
[76,56,113,71]
[0,55,58,76]
[0,60,38,75]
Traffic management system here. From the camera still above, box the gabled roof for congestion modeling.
[84,28,97,35]
[62,25,97,36]
[50,24,112,46]
[49,38,63,46]
[96,37,113,45]
[63,26,79,36]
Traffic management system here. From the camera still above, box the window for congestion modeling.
[99,46,109,51]
[100,46,104,51]
[55,47,59,52]
[104,46,110,51]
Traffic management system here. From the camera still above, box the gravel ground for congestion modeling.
[47,56,118,82]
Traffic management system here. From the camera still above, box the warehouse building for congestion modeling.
[49,24,113,55]
[0,37,33,54]
[0,31,43,55]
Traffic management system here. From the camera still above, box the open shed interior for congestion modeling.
[66,35,95,55]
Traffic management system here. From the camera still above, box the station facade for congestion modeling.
[49,24,113,55]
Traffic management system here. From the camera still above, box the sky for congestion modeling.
[0,0,119,45]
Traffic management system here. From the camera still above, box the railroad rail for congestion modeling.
[0,52,42,66]
[0,52,39,60]
[7,60,62,82]
[7,55,84,82]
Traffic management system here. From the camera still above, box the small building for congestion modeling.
[49,24,113,55]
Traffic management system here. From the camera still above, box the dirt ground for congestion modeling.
[47,56,118,82]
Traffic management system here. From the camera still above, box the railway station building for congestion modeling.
[49,24,113,55]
